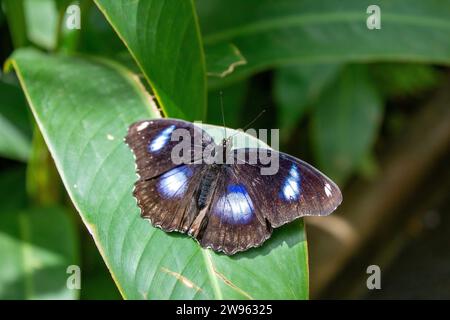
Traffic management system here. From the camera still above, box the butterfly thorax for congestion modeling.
[197,139,233,210]
[212,138,233,164]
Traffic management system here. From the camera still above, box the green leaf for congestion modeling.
[26,126,64,206]
[24,0,59,50]
[0,79,31,161]
[197,0,450,88]
[274,64,341,141]
[3,0,28,48]
[56,0,85,53]
[0,206,79,299]
[206,43,247,78]
[311,65,383,183]
[9,49,309,299]
[94,0,207,121]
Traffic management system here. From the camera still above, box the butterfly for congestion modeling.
[125,118,342,255]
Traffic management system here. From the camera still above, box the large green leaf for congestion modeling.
[9,49,309,299]
[94,0,207,121]
[197,0,450,88]
[0,79,31,161]
[311,65,383,183]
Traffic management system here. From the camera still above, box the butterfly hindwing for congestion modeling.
[134,163,208,232]
[198,148,341,254]
[199,165,272,255]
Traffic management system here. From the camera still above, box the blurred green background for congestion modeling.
[0,0,449,299]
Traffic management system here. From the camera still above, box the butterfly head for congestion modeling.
[222,137,233,152]
[213,137,233,164]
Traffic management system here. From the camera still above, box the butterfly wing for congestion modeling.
[198,165,272,255]
[231,148,342,228]
[198,149,341,255]
[134,163,209,232]
[125,118,213,179]
[126,119,342,255]
[126,119,213,232]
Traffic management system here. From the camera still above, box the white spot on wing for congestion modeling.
[324,183,332,198]
[137,121,150,131]
[107,134,114,140]
[281,165,301,201]
[216,185,253,224]
[157,166,191,198]
[149,125,176,152]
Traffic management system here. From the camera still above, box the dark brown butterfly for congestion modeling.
[125,118,342,255]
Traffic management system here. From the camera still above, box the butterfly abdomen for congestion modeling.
[197,167,219,209]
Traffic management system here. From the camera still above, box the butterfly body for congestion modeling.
[126,118,342,255]
[197,164,221,210]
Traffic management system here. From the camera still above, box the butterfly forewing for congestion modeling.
[231,149,342,228]
[125,119,213,179]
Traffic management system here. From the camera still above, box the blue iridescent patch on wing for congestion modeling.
[215,184,254,224]
[280,164,301,201]
[157,166,193,198]
[148,125,176,152]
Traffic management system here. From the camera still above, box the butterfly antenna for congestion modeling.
[243,109,266,132]
[229,109,266,140]
[219,91,227,138]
